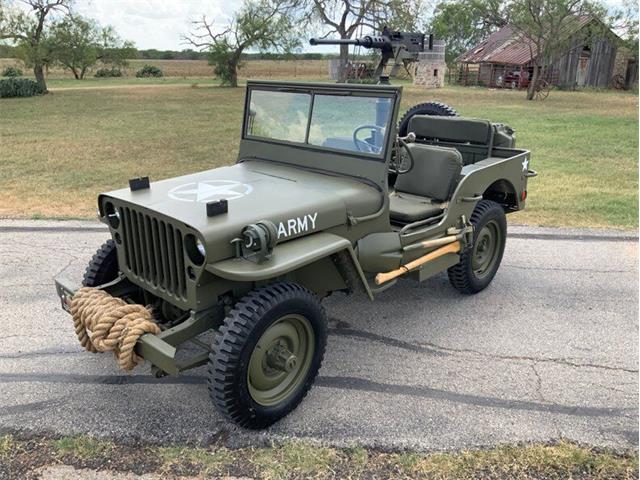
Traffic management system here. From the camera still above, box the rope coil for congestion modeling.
[70,287,160,371]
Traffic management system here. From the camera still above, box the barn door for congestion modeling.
[577,47,591,87]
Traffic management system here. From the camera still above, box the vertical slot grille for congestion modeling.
[119,206,187,300]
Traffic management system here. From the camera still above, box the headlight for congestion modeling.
[196,238,206,257]
[184,234,206,266]
[105,202,120,229]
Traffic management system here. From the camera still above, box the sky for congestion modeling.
[73,0,233,50]
[17,0,631,52]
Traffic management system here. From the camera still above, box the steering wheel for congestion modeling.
[353,125,384,154]
[389,135,415,175]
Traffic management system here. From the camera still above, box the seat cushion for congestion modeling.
[394,144,463,201]
[408,115,492,145]
[389,191,444,223]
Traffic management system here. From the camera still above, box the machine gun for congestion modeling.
[310,28,433,80]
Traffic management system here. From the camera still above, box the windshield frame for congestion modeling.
[241,81,400,162]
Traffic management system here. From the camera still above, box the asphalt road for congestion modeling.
[0,220,637,452]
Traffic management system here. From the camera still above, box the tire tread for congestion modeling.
[448,200,506,294]
[82,239,118,287]
[397,102,458,136]
[207,282,327,429]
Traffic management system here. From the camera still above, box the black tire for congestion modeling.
[397,101,458,137]
[82,239,119,287]
[448,200,507,294]
[208,282,327,429]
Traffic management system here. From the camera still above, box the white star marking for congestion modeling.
[522,157,529,172]
[169,180,253,203]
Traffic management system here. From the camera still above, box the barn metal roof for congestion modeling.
[456,16,599,66]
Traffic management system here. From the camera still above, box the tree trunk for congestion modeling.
[80,67,87,80]
[229,59,239,88]
[338,43,349,83]
[72,68,80,80]
[34,64,48,93]
[526,63,540,101]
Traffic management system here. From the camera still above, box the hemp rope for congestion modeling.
[70,287,160,371]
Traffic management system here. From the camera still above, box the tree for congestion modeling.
[0,0,71,92]
[428,0,508,64]
[304,0,426,82]
[96,27,136,67]
[507,0,603,100]
[185,0,300,87]
[609,0,638,58]
[49,16,135,79]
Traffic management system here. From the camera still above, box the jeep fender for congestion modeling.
[205,232,373,300]
[452,151,530,215]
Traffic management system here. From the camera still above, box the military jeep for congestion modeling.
[55,80,535,428]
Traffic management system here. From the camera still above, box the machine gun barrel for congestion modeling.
[310,30,431,81]
[309,36,390,50]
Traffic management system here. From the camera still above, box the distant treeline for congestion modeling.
[0,45,341,61]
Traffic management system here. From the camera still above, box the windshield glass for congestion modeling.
[245,88,393,157]
[246,90,311,143]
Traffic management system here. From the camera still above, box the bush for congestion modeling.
[94,67,123,78]
[0,78,45,98]
[135,64,163,78]
[1,66,23,78]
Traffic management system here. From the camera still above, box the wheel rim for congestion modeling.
[247,314,315,407]
[471,220,502,279]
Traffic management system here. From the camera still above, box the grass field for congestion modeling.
[1,434,637,479]
[0,78,637,228]
[0,57,329,80]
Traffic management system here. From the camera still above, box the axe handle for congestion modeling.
[375,241,461,285]
[403,233,461,252]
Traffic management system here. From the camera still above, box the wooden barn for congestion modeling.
[455,16,631,90]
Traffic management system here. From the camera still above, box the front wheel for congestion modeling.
[208,282,327,429]
[448,200,507,294]
[82,239,119,287]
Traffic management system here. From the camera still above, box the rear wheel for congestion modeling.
[82,239,119,287]
[208,282,327,429]
[448,200,507,294]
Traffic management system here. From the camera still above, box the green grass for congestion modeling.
[401,85,639,228]
[52,436,115,459]
[0,435,16,458]
[156,444,233,476]
[0,81,637,228]
[45,76,221,89]
[0,434,636,479]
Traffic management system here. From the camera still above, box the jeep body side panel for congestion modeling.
[452,149,531,214]
[206,232,373,299]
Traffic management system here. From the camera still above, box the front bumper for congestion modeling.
[54,276,223,375]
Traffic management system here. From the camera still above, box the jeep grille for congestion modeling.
[119,206,187,300]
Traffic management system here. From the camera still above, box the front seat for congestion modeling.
[389,144,463,223]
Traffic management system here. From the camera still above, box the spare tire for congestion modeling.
[397,102,458,137]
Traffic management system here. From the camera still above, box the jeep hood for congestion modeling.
[100,160,382,262]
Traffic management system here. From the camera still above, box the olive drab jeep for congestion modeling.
[55,80,535,428]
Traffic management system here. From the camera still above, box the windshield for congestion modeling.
[245,88,393,157]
